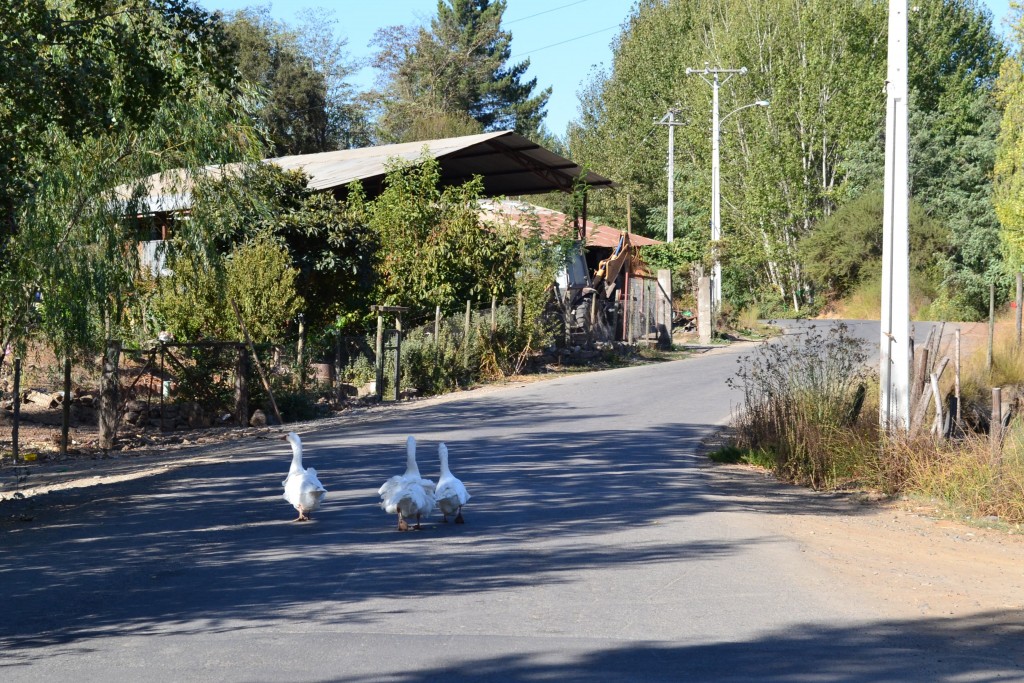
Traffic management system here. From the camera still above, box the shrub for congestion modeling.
[728,323,873,488]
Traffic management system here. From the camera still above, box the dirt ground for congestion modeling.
[3,332,1023,624]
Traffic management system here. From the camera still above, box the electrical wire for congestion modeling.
[505,0,591,24]
[511,23,621,59]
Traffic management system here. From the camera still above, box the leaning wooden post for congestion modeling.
[988,283,995,371]
[99,339,121,452]
[954,329,962,429]
[230,300,283,425]
[375,311,384,401]
[60,357,71,457]
[463,300,471,367]
[393,311,403,401]
[992,386,1003,459]
[12,357,21,461]
[235,344,249,428]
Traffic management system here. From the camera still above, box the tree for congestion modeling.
[995,3,1024,270]
[365,154,522,316]
[370,0,551,142]
[568,0,1005,316]
[154,164,375,341]
[0,0,263,366]
[223,7,367,155]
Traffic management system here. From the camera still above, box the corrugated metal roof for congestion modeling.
[129,130,614,212]
[477,199,663,249]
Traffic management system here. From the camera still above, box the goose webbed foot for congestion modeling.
[454,508,465,524]
[398,514,409,531]
[294,506,310,522]
[413,513,423,530]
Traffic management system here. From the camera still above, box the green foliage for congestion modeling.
[995,4,1024,272]
[366,154,521,315]
[568,0,1004,314]
[154,164,374,341]
[153,234,303,344]
[226,237,304,343]
[370,0,551,141]
[799,186,950,304]
[0,0,263,363]
[223,7,366,154]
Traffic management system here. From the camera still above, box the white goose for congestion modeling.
[378,436,436,531]
[435,442,470,524]
[282,432,327,522]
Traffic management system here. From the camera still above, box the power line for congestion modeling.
[505,0,591,25]
[511,23,620,59]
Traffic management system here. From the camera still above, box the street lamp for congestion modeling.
[711,99,768,308]
[686,65,769,311]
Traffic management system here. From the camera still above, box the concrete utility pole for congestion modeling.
[654,106,685,243]
[879,0,911,432]
[686,65,766,312]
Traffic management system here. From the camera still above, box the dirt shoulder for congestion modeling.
[698,458,1024,622]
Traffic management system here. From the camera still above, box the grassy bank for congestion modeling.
[719,322,1024,527]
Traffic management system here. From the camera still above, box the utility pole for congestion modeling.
[686,65,750,311]
[879,0,911,432]
[654,106,684,243]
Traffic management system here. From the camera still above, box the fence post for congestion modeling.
[992,386,1003,460]
[1017,272,1022,347]
[517,291,523,328]
[491,295,497,333]
[463,300,471,367]
[296,314,306,389]
[698,276,712,345]
[394,312,403,401]
[434,305,441,344]
[99,339,121,452]
[12,357,20,460]
[334,329,343,405]
[657,269,672,348]
[60,357,71,457]
[954,328,962,430]
[375,312,384,401]
[235,345,249,427]
[988,283,995,371]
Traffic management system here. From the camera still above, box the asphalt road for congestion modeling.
[2,332,1020,682]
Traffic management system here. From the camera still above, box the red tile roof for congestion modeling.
[477,200,663,248]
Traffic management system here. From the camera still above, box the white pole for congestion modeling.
[711,73,722,311]
[667,109,675,243]
[879,0,911,432]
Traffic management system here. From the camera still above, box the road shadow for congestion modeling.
[317,609,1024,682]
[0,391,981,676]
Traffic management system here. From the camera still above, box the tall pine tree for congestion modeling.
[371,0,550,142]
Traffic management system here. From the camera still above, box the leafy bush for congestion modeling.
[728,323,873,487]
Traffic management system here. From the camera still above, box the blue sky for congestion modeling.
[199,0,1018,138]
